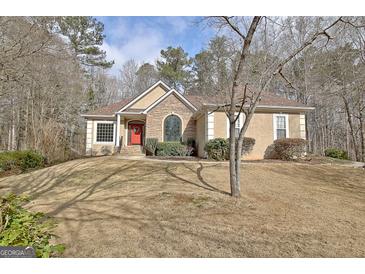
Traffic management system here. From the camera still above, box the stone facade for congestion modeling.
[145,93,195,142]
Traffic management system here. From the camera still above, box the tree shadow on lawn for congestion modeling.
[0,158,104,198]
[1,158,249,256]
[49,160,230,221]
[165,163,230,196]
[47,162,234,256]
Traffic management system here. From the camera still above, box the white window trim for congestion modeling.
[226,112,245,138]
[94,121,116,144]
[205,112,214,141]
[273,114,289,140]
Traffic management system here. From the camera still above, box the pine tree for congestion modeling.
[56,17,114,69]
[156,46,192,91]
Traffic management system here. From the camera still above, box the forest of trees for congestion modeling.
[0,16,364,162]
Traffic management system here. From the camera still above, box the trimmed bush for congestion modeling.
[0,150,45,172]
[145,138,158,156]
[156,142,188,156]
[240,137,256,155]
[0,193,65,257]
[204,137,256,161]
[325,148,349,160]
[272,138,308,161]
[204,138,229,161]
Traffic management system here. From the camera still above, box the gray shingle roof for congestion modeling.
[83,91,309,116]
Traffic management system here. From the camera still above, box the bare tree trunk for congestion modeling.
[10,98,16,150]
[7,127,11,151]
[342,95,360,161]
[229,116,238,196]
[226,16,262,197]
[358,111,365,162]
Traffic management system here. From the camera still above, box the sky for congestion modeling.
[97,16,216,76]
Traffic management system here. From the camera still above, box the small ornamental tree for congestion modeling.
[206,16,351,197]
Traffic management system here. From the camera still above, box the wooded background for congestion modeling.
[1,17,364,162]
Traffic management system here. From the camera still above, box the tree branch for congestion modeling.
[222,16,246,40]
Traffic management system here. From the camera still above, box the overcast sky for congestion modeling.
[97,16,215,75]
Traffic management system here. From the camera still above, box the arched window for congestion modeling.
[164,115,182,142]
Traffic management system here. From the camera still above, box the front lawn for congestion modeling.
[0,157,364,257]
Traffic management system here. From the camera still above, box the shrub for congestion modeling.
[145,138,158,156]
[0,193,64,257]
[204,137,256,161]
[325,148,349,160]
[156,142,188,156]
[204,138,229,161]
[264,144,277,159]
[0,150,45,172]
[20,151,45,170]
[272,138,308,161]
[240,137,256,155]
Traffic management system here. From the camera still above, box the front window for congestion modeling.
[164,115,182,142]
[96,123,114,142]
[275,115,287,139]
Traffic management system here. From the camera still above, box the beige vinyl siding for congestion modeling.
[131,86,166,109]
[244,112,274,160]
[214,112,227,139]
[213,111,275,160]
[289,113,301,138]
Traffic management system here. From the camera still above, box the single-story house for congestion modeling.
[81,80,314,159]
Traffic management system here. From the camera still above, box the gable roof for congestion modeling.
[82,80,198,117]
[117,80,170,113]
[143,89,197,114]
[82,81,314,117]
[81,80,170,117]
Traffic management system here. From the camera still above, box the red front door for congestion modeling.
[129,124,143,145]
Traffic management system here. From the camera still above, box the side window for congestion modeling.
[274,114,288,140]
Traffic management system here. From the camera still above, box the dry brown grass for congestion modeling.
[0,156,364,257]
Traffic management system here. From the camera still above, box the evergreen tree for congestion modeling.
[55,17,114,69]
[136,63,159,92]
[156,46,192,91]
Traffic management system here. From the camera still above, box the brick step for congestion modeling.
[120,145,145,156]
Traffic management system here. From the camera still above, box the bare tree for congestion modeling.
[119,59,139,98]
[207,16,355,197]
